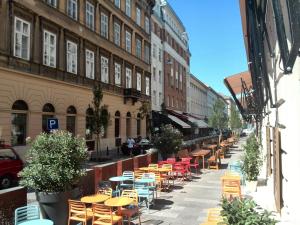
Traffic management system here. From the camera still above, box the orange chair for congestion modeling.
[98,188,113,198]
[148,164,158,171]
[92,203,123,225]
[161,163,174,186]
[120,190,141,225]
[68,200,93,225]
[208,150,221,170]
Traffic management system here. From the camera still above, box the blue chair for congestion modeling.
[141,172,157,198]
[134,182,154,210]
[120,171,134,189]
[229,161,245,185]
[15,205,40,225]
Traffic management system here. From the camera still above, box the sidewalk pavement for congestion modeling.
[133,138,246,225]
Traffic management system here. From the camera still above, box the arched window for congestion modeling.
[137,113,141,136]
[66,106,76,135]
[86,108,94,140]
[115,111,121,138]
[42,103,55,132]
[126,112,131,137]
[101,108,109,138]
[11,100,28,145]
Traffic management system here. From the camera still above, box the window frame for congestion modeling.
[125,67,132,88]
[46,0,57,8]
[101,12,109,38]
[135,38,142,58]
[101,56,109,83]
[125,30,132,53]
[136,72,142,91]
[85,49,95,79]
[67,0,78,20]
[145,76,150,95]
[14,17,31,60]
[114,22,121,46]
[125,0,131,17]
[43,30,57,68]
[145,16,150,33]
[66,40,78,74]
[136,7,141,26]
[114,0,121,8]
[114,62,121,86]
[86,1,95,30]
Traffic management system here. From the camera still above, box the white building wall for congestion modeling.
[151,16,164,111]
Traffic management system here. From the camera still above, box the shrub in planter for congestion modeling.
[19,130,87,225]
[152,124,183,160]
[241,134,262,181]
[221,197,277,225]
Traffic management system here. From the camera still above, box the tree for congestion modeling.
[92,84,110,159]
[208,99,228,130]
[229,104,242,132]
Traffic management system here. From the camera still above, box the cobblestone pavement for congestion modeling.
[133,138,246,225]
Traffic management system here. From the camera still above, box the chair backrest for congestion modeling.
[161,163,172,171]
[181,157,191,163]
[68,200,87,219]
[121,189,138,205]
[100,188,112,198]
[148,164,158,170]
[15,205,40,225]
[142,172,155,179]
[134,169,144,179]
[123,171,134,180]
[92,203,113,223]
[207,208,223,222]
[166,158,176,163]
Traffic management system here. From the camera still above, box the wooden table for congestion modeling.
[104,197,134,215]
[190,149,211,169]
[81,194,110,204]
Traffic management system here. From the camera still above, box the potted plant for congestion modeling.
[19,130,87,225]
[241,134,262,192]
[152,124,183,160]
[221,197,277,225]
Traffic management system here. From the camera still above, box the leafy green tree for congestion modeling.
[92,84,110,159]
[153,124,183,160]
[229,104,242,131]
[208,99,228,130]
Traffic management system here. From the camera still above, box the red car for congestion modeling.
[0,144,23,189]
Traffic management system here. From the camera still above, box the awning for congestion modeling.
[224,71,253,120]
[187,117,208,128]
[168,115,191,129]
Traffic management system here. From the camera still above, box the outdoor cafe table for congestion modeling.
[104,197,134,215]
[81,194,110,204]
[139,167,171,173]
[18,219,53,225]
[190,149,211,169]
[203,144,218,153]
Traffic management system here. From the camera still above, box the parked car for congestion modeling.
[0,144,23,189]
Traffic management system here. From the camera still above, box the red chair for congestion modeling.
[181,158,192,177]
[188,157,200,174]
[167,158,176,163]
[173,163,188,183]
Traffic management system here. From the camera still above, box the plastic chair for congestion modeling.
[134,182,154,210]
[68,200,93,225]
[161,163,174,186]
[148,164,158,171]
[15,205,40,225]
[189,157,200,174]
[120,190,141,225]
[166,158,176,163]
[208,150,221,170]
[173,163,188,183]
[206,208,223,223]
[222,179,241,199]
[120,171,134,189]
[134,169,144,179]
[98,188,113,198]
[141,172,157,198]
[92,203,122,225]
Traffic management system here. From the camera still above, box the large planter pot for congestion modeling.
[245,180,258,193]
[36,188,80,225]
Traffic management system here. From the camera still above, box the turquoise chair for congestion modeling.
[134,182,154,210]
[229,161,245,185]
[120,171,135,189]
[141,172,157,198]
[15,205,40,225]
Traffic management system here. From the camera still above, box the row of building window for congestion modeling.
[45,0,150,34]
[152,91,163,107]
[166,96,185,110]
[14,16,150,94]
[11,100,143,146]
[152,44,163,62]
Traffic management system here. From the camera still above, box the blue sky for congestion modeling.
[168,0,248,95]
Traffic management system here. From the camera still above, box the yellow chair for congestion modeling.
[161,164,174,186]
[68,200,93,225]
[134,169,144,179]
[120,190,141,225]
[92,203,123,225]
[148,164,158,171]
[98,188,112,198]
[203,208,224,225]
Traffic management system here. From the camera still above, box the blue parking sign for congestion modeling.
[47,118,59,130]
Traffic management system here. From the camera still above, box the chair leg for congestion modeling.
[128,216,131,225]
[138,214,141,225]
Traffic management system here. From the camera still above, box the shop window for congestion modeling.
[11,100,28,146]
